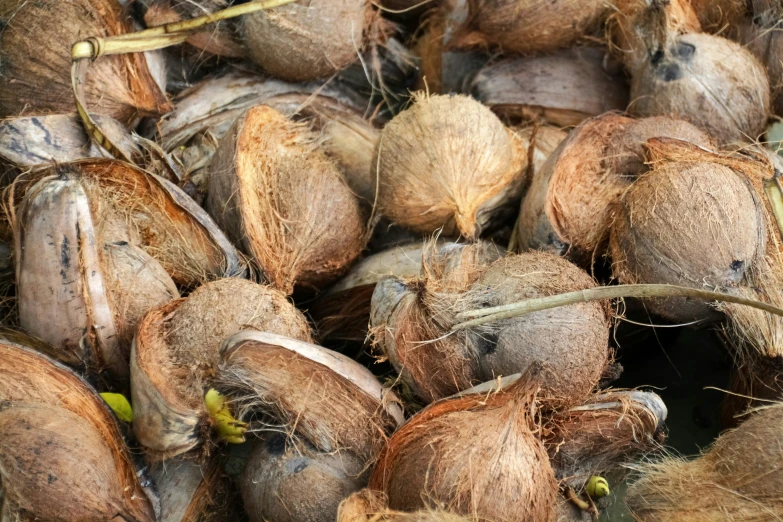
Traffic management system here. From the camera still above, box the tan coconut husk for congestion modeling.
[131,278,312,457]
[217,330,404,463]
[338,489,476,522]
[0,0,169,123]
[206,104,366,294]
[736,2,783,117]
[626,403,783,520]
[0,327,83,370]
[369,241,503,402]
[370,366,558,521]
[0,341,158,520]
[14,172,178,382]
[241,0,377,81]
[241,434,367,522]
[517,114,714,260]
[375,93,526,239]
[470,48,629,127]
[689,0,747,31]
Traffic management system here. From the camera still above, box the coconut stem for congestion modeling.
[451,284,783,331]
[764,172,783,242]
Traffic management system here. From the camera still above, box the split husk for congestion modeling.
[206,104,366,294]
[470,48,629,127]
[338,489,475,522]
[217,330,404,463]
[0,0,169,122]
[375,94,525,239]
[131,278,312,457]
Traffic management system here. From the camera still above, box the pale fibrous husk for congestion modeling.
[511,125,569,180]
[370,367,558,521]
[241,0,376,81]
[517,114,714,260]
[626,403,783,520]
[375,94,526,239]
[338,489,475,522]
[370,241,503,402]
[0,0,170,123]
[241,434,367,522]
[206,105,366,294]
[14,171,178,382]
[0,341,158,521]
[470,48,629,127]
[131,278,313,458]
[736,1,783,117]
[217,330,404,464]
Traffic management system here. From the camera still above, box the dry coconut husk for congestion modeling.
[611,0,770,144]
[517,114,714,260]
[241,433,367,522]
[370,240,503,402]
[370,366,558,521]
[626,402,783,520]
[241,0,378,81]
[217,330,404,463]
[206,104,366,294]
[14,171,178,382]
[0,341,158,520]
[131,278,312,458]
[470,48,629,127]
[375,94,525,239]
[689,0,748,31]
[337,489,475,522]
[736,1,783,117]
[0,0,169,122]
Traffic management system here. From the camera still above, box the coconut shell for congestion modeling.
[470,48,629,127]
[217,330,404,462]
[375,94,525,239]
[131,278,312,457]
[206,105,366,294]
[337,489,475,522]
[241,434,367,522]
[626,403,783,520]
[370,368,558,521]
[241,0,373,81]
[0,0,169,122]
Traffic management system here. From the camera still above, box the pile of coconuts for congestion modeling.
[2,0,783,520]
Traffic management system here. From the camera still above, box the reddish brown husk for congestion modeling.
[0,0,170,123]
[689,0,747,31]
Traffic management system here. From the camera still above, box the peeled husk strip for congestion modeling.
[241,434,367,522]
[0,341,158,520]
[626,402,783,520]
[338,489,475,522]
[131,278,312,457]
[470,48,629,127]
[517,114,714,260]
[217,330,404,463]
[375,93,526,239]
[370,367,558,521]
[206,104,366,294]
[0,0,169,122]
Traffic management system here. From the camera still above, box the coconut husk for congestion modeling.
[0,341,158,520]
[626,403,783,520]
[375,93,526,239]
[370,366,558,521]
[217,330,404,463]
[0,0,169,123]
[370,241,504,402]
[0,327,83,370]
[689,0,747,31]
[14,172,178,382]
[470,48,629,127]
[517,114,714,261]
[241,0,376,81]
[736,4,783,118]
[241,433,367,522]
[206,104,366,294]
[337,489,476,522]
[131,278,312,458]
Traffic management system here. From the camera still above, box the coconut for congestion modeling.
[0,341,158,520]
[517,114,714,260]
[131,278,312,457]
[217,330,404,463]
[338,489,475,522]
[370,367,558,520]
[241,0,376,81]
[241,433,367,522]
[0,0,169,122]
[626,403,783,520]
[14,171,178,382]
[737,1,783,117]
[375,94,526,239]
[470,48,629,127]
[206,105,366,294]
